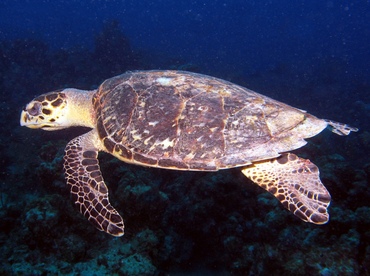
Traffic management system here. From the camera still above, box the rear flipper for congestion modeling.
[324,119,358,136]
[241,153,331,224]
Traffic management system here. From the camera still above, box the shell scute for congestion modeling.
[114,144,133,160]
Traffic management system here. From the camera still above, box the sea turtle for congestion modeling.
[20,70,357,237]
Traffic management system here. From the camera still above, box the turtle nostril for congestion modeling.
[28,102,42,116]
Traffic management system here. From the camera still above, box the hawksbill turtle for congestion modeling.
[20,70,357,237]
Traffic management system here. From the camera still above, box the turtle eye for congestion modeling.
[28,102,42,116]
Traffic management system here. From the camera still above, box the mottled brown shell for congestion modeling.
[92,70,326,171]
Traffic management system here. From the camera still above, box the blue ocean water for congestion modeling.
[0,0,369,275]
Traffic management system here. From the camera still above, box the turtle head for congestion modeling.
[20,89,95,131]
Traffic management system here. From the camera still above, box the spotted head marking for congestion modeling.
[20,91,68,130]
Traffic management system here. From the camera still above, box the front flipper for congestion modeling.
[241,153,331,224]
[64,130,124,236]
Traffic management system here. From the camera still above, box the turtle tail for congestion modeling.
[324,119,358,136]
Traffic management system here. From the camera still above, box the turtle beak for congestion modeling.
[20,108,30,126]
[20,102,44,129]
[20,108,39,128]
